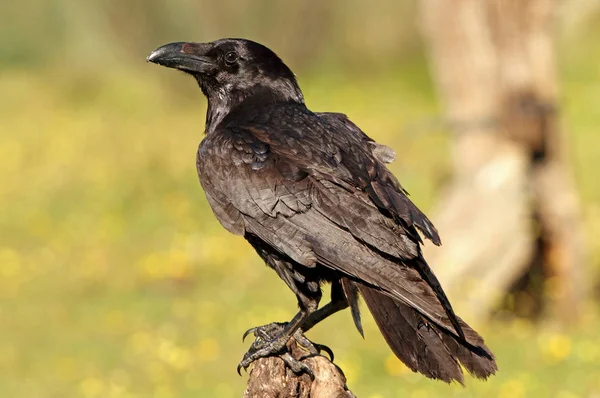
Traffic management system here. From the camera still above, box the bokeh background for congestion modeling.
[2,1,600,397]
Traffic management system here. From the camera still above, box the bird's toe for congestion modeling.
[292,329,334,361]
[242,322,286,342]
[280,352,315,379]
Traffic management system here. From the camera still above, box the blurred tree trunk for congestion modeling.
[419,0,585,322]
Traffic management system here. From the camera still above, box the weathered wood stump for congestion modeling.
[243,338,355,398]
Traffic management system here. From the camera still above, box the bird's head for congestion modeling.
[147,38,304,107]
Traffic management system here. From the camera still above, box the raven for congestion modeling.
[147,38,497,383]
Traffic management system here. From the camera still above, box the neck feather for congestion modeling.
[200,78,304,134]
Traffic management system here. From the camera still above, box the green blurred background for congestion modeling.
[1,1,600,397]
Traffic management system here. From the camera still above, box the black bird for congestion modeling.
[147,38,497,383]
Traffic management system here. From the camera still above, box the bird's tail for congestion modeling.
[357,284,497,384]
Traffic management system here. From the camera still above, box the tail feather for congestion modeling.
[413,256,465,340]
[341,277,364,337]
[358,284,497,384]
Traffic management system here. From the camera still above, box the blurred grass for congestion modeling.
[2,3,600,397]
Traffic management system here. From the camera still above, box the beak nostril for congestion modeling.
[181,43,195,54]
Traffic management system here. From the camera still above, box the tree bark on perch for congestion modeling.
[243,337,355,398]
[419,0,586,321]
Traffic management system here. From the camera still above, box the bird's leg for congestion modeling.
[238,286,321,375]
[301,278,362,337]
[289,293,348,363]
[301,298,349,332]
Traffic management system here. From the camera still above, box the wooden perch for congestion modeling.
[243,338,355,398]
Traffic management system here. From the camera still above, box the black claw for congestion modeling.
[242,322,285,342]
[237,364,243,376]
[242,327,257,342]
[314,343,334,361]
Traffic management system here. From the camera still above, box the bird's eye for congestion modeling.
[224,51,238,65]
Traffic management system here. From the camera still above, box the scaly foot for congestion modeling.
[237,322,334,378]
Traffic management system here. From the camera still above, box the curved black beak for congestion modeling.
[146,42,215,74]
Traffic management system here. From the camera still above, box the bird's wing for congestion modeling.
[197,111,464,339]
[315,112,397,164]
[290,110,439,245]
